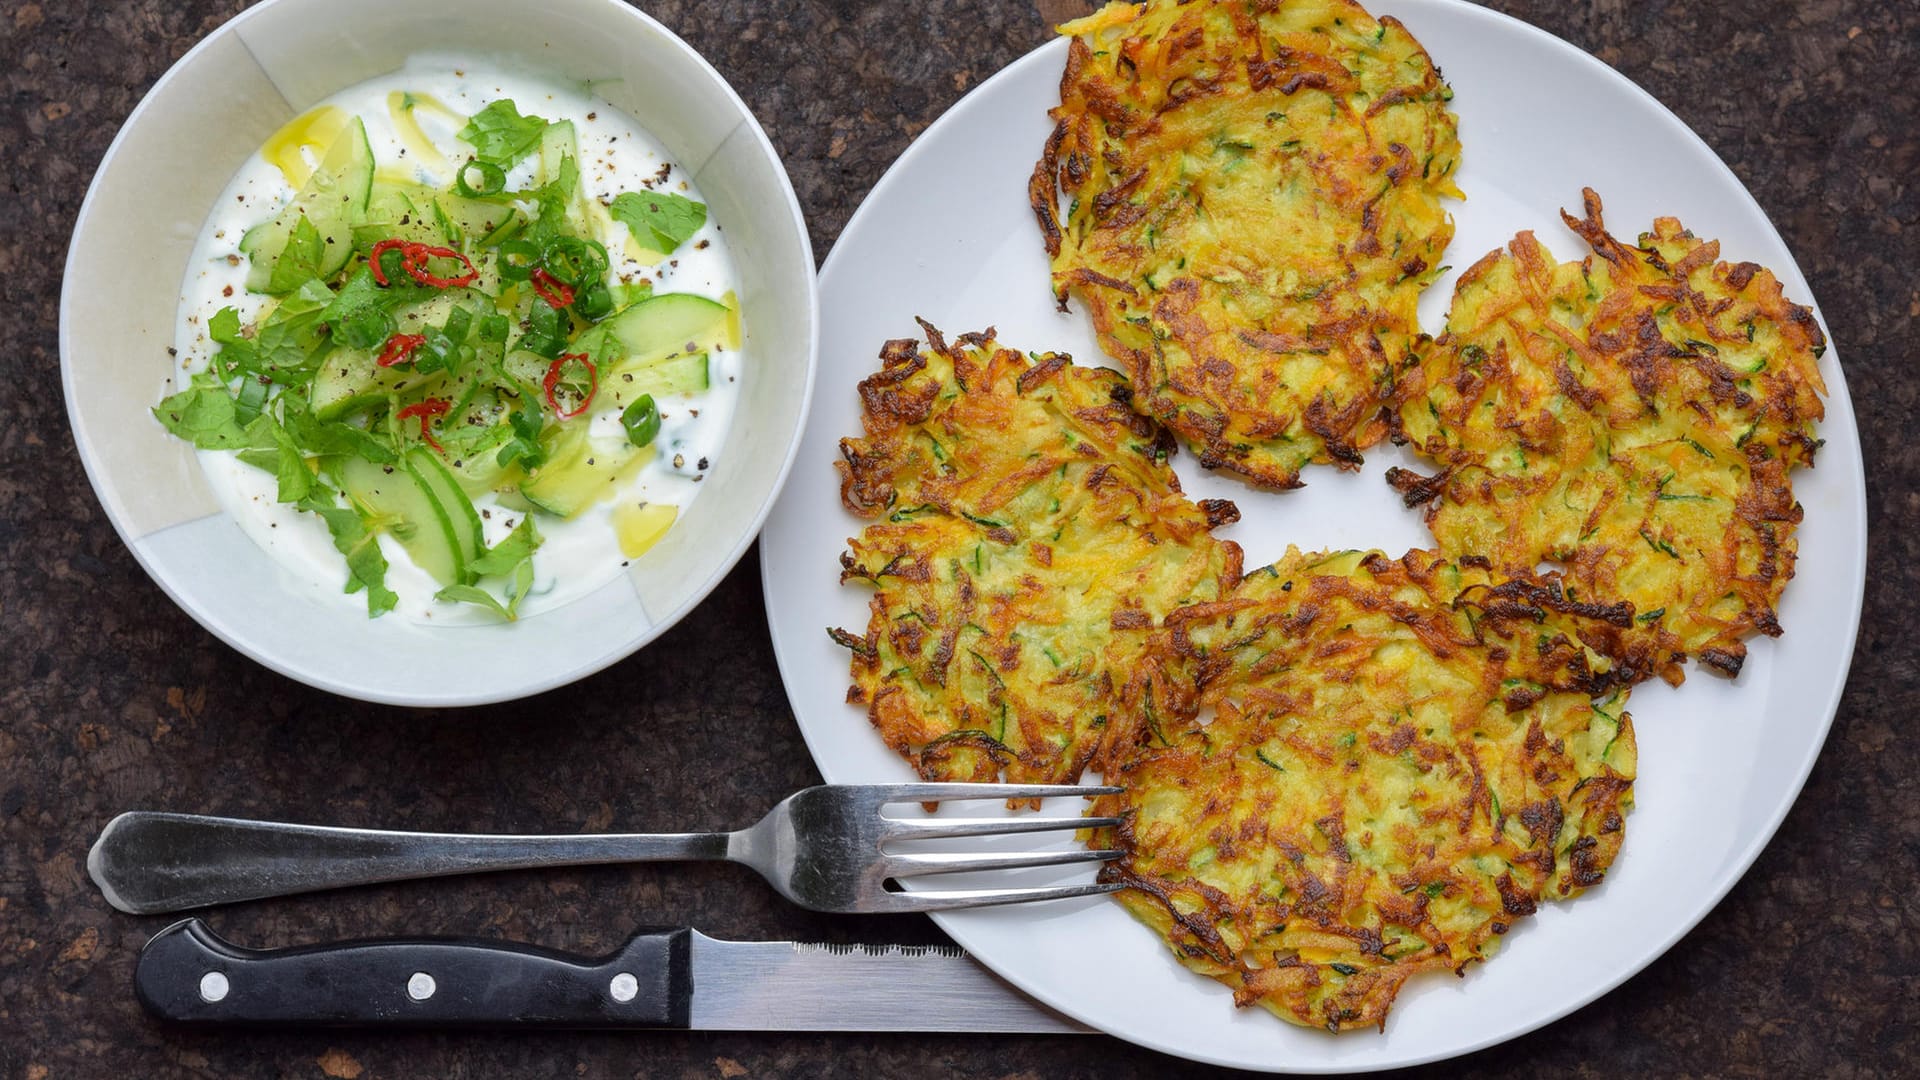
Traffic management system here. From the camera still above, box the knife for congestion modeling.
[136,919,1093,1033]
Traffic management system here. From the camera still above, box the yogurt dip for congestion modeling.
[165,55,742,623]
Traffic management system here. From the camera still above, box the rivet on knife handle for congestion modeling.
[135,919,693,1028]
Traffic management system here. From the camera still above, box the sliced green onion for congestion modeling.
[574,282,613,321]
[497,239,540,281]
[530,300,562,334]
[518,300,567,359]
[540,236,608,286]
[519,333,564,359]
[234,375,268,426]
[440,306,473,345]
[455,159,507,198]
[621,394,661,448]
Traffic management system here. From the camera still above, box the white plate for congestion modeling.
[762,1,1865,1070]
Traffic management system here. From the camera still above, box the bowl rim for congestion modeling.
[59,0,819,707]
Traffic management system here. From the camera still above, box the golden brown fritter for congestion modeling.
[832,322,1243,786]
[1389,189,1827,679]
[1091,548,1639,1032]
[1031,0,1462,489]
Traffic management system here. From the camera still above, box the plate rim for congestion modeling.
[763,1,1867,1068]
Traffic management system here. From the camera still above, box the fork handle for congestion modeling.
[90,812,732,915]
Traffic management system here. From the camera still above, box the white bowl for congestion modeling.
[60,0,817,705]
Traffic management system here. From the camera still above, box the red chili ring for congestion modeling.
[396,398,452,452]
[403,244,479,288]
[368,239,478,289]
[528,267,576,309]
[368,238,409,287]
[375,332,427,368]
[542,353,597,420]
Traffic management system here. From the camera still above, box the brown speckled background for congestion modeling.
[3,0,1915,1076]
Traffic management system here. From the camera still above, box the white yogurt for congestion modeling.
[169,56,742,623]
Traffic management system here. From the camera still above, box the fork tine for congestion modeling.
[887,848,1122,879]
[885,816,1123,840]
[866,783,1122,804]
[873,880,1125,913]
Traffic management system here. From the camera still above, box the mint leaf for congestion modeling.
[209,306,248,346]
[299,483,398,616]
[236,447,280,474]
[470,516,542,577]
[153,386,250,449]
[514,158,581,251]
[251,302,328,386]
[208,306,259,380]
[495,404,547,470]
[277,276,337,316]
[324,265,436,327]
[457,99,551,169]
[267,419,312,503]
[267,215,326,294]
[434,583,513,619]
[608,191,707,253]
[282,407,397,465]
[440,517,543,620]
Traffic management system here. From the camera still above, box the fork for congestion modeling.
[88,783,1124,916]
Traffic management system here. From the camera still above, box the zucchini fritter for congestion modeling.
[1093,549,1638,1032]
[833,323,1243,785]
[1390,189,1827,679]
[1032,0,1462,489]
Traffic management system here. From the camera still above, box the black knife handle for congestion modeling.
[135,919,692,1028]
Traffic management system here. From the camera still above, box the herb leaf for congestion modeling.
[439,517,543,620]
[495,404,547,470]
[265,418,313,503]
[298,482,398,616]
[152,386,250,449]
[266,215,327,294]
[457,99,552,169]
[608,190,707,253]
[322,265,436,332]
[281,408,397,464]
[434,584,513,619]
[222,282,332,387]
[470,516,543,578]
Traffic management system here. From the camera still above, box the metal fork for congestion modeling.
[88,783,1124,916]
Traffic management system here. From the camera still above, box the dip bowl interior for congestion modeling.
[61,0,817,705]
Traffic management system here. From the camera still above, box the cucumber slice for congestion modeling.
[309,290,482,420]
[519,421,653,519]
[310,350,441,422]
[500,348,554,391]
[355,176,513,247]
[353,179,441,248]
[336,455,464,587]
[435,191,516,245]
[612,353,709,398]
[440,420,517,495]
[406,449,484,574]
[575,293,734,369]
[243,117,375,293]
